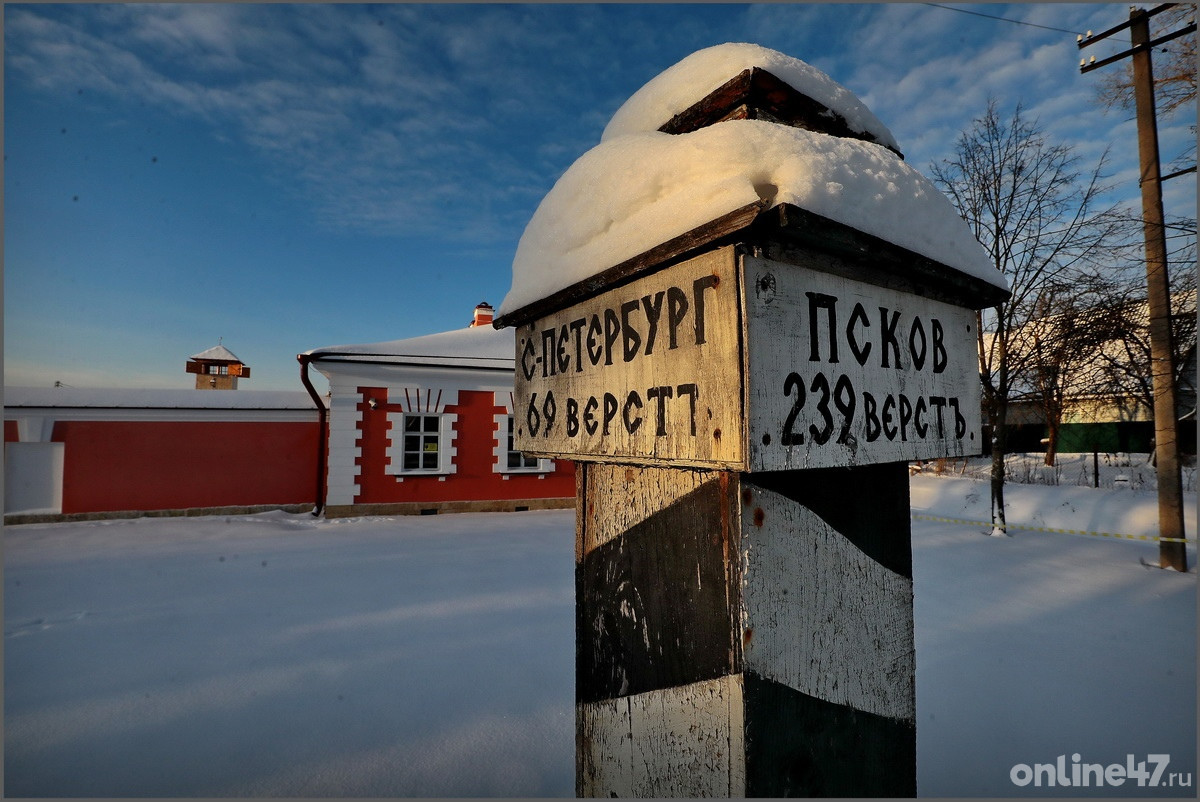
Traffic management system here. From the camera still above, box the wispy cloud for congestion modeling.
[6,4,1189,251]
[4,5,615,243]
[826,5,1151,189]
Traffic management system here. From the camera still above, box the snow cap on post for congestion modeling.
[603,42,900,154]
[495,43,1008,326]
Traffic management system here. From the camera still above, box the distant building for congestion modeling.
[4,306,576,523]
[4,388,321,521]
[989,291,1196,454]
[299,302,575,517]
[186,343,250,390]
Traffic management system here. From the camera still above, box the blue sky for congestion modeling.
[5,3,1196,391]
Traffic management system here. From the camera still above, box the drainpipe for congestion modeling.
[297,353,329,516]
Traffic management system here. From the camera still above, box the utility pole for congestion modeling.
[1079,3,1195,572]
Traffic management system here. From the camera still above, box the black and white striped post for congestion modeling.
[495,62,1008,798]
[572,459,918,796]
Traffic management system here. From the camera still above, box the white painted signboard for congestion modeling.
[513,246,980,469]
[743,254,980,469]
[513,247,744,467]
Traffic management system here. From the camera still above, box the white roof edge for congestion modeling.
[4,387,320,410]
[308,354,515,369]
[304,324,515,365]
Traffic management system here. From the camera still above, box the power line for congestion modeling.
[1079,6,1192,571]
[922,3,1081,35]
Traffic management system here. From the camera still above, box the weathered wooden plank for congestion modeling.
[577,462,712,562]
[629,675,745,797]
[513,247,745,468]
[750,203,1010,310]
[749,462,911,578]
[656,67,756,135]
[576,473,740,704]
[744,254,982,470]
[743,673,916,797]
[739,483,915,721]
[579,675,746,798]
[577,695,635,798]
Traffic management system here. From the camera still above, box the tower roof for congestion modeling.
[190,344,243,363]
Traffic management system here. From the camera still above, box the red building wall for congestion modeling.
[6,386,571,517]
[15,420,320,514]
[352,388,574,505]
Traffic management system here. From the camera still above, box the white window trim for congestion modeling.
[387,411,458,476]
[492,409,552,476]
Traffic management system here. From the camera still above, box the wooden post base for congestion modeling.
[575,462,915,797]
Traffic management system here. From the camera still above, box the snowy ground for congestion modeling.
[5,477,1196,797]
[909,476,1197,797]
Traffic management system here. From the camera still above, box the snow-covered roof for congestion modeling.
[498,43,1006,319]
[499,120,1006,317]
[190,344,243,363]
[304,325,514,370]
[603,42,899,152]
[4,387,316,410]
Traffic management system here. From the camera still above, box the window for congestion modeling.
[401,414,441,471]
[506,416,540,470]
[490,407,550,476]
[207,364,228,375]
[387,406,457,476]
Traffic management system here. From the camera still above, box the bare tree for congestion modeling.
[1015,279,1116,466]
[931,101,1128,535]
[1089,219,1198,422]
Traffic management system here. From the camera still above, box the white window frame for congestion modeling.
[389,411,456,476]
[494,413,552,475]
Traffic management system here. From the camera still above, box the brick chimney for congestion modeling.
[471,302,495,328]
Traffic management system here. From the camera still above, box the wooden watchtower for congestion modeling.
[186,343,250,390]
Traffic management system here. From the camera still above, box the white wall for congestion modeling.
[5,442,65,514]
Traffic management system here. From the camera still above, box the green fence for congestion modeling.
[989,420,1195,455]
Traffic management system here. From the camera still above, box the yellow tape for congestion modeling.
[910,513,1193,544]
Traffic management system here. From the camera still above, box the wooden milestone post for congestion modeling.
[495,67,1008,797]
